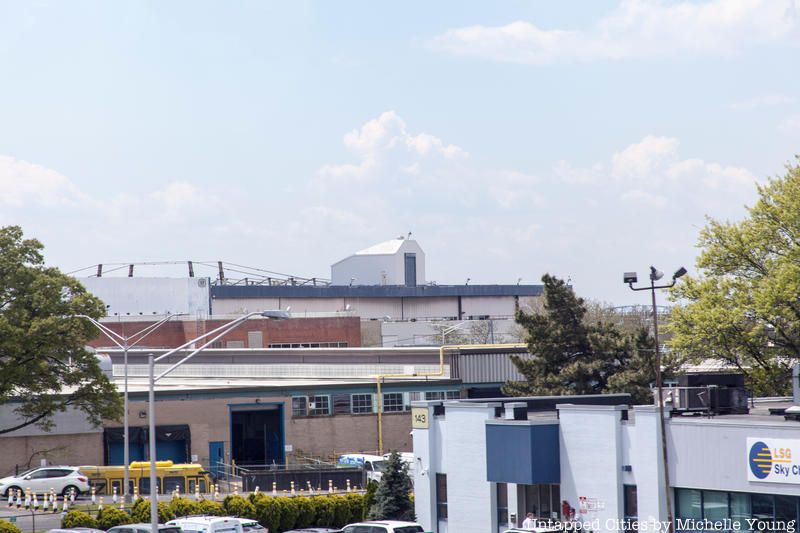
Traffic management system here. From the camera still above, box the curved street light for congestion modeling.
[624,266,686,529]
[147,310,288,530]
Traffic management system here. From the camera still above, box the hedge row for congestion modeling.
[245,493,366,533]
[61,493,367,533]
[0,520,21,533]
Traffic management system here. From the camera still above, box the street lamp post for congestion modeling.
[146,310,288,530]
[624,266,687,529]
[76,313,182,503]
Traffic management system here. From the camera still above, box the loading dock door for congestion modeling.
[230,405,284,467]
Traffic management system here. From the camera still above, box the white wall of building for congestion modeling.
[82,277,210,317]
[331,239,426,286]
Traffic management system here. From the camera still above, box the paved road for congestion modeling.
[0,504,66,533]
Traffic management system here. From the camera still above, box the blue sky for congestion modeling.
[1,0,798,304]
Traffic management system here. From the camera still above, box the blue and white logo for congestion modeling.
[749,441,772,479]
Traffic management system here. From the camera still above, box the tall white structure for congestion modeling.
[331,237,426,286]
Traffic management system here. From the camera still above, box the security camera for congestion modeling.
[623,272,638,284]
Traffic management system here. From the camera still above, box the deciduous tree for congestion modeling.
[0,225,122,434]
[669,160,800,395]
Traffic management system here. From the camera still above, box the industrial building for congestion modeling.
[78,237,543,347]
[412,373,800,533]
[0,344,533,474]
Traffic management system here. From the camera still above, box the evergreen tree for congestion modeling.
[504,274,665,401]
[367,451,414,522]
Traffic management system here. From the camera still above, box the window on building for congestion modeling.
[497,483,508,526]
[446,390,460,399]
[292,397,307,417]
[351,394,373,414]
[676,489,702,519]
[308,395,331,416]
[424,391,444,401]
[268,341,348,348]
[383,393,404,412]
[703,491,729,522]
[436,473,448,521]
[675,488,800,528]
[623,485,638,520]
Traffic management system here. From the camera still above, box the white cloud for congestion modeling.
[620,189,669,208]
[321,111,468,185]
[0,155,87,207]
[782,115,800,130]
[431,0,800,64]
[731,93,796,109]
[612,136,680,180]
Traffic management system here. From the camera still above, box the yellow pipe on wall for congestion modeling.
[375,342,527,455]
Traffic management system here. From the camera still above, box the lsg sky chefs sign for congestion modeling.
[748,438,800,483]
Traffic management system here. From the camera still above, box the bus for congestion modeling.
[79,461,212,496]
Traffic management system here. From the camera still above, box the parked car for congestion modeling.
[0,466,90,497]
[227,518,267,533]
[283,529,339,533]
[339,521,427,533]
[107,525,182,533]
[166,516,245,533]
[46,529,105,533]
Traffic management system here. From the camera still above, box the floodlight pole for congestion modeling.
[147,310,288,531]
[627,266,685,530]
[76,313,181,503]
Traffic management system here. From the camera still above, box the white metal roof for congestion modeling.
[354,238,407,256]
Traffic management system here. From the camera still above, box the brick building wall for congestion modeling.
[87,317,362,349]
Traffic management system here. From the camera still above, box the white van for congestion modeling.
[337,454,386,483]
[166,517,245,533]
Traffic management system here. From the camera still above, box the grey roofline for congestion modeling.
[211,284,544,299]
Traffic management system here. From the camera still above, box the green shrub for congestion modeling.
[331,495,351,528]
[363,480,378,520]
[345,493,365,523]
[277,497,299,532]
[170,497,201,518]
[313,497,335,527]
[97,507,133,530]
[255,496,281,533]
[62,510,98,529]
[292,497,315,529]
[131,499,175,523]
[197,498,226,516]
[0,520,22,533]
[223,495,256,518]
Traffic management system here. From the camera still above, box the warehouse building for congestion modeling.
[412,374,800,533]
[0,344,534,474]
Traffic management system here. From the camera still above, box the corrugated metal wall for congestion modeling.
[453,350,533,384]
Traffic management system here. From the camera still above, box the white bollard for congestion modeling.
[290,481,295,495]
[98,496,104,511]
[91,487,96,505]
[24,489,30,510]
[113,486,118,504]
[33,492,39,511]
[272,482,277,496]
[43,492,49,512]
[7,489,12,507]
[15,489,22,508]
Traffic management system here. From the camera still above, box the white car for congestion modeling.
[339,521,427,533]
[0,466,90,496]
[166,516,245,533]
